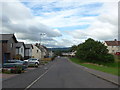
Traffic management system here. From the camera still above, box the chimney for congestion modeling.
[114,39,117,41]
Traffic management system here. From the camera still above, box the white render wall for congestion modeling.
[25,49,29,56]
[104,43,120,54]
[29,47,32,57]
[16,45,25,57]
[32,45,41,60]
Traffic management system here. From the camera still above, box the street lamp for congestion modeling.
[40,33,46,45]
[39,33,46,59]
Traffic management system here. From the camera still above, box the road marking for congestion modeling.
[24,64,55,90]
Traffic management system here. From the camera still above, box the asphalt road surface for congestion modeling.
[2,57,118,89]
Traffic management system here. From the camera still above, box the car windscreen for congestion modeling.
[29,59,37,60]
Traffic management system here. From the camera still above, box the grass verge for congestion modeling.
[70,57,119,76]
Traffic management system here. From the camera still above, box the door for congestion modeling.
[3,53,10,63]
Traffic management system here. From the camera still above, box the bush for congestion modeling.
[76,38,114,63]
[103,54,114,63]
[15,54,23,60]
[11,66,23,74]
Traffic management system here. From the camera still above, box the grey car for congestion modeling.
[24,58,40,67]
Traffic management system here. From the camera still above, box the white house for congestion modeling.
[39,45,48,59]
[24,44,33,59]
[16,42,25,59]
[34,43,48,59]
[32,45,42,60]
[62,51,76,57]
[48,50,54,57]
[104,39,120,54]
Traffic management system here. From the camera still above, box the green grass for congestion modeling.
[70,57,119,76]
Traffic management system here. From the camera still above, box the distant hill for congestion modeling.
[47,47,70,51]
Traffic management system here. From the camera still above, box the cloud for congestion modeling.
[1,0,62,41]
[1,0,118,48]
[67,2,118,41]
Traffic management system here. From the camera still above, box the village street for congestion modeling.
[2,57,118,89]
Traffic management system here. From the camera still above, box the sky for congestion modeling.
[0,0,118,48]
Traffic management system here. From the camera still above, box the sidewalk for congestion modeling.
[66,57,120,86]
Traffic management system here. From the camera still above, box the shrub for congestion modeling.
[76,38,114,63]
[11,66,23,74]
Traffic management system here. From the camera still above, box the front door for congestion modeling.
[3,53,10,63]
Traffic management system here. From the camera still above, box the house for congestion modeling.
[32,45,42,60]
[104,39,120,54]
[35,43,48,59]
[39,45,48,59]
[16,42,25,60]
[62,51,76,57]
[48,50,54,58]
[24,44,33,60]
[0,34,18,63]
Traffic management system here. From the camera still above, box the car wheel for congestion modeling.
[35,63,38,67]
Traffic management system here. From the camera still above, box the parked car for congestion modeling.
[6,60,28,70]
[24,58,40,67]
[2,63,23,73]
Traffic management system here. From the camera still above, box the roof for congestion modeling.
[105,41,120,46]
[0,34,18,43]
[25,44,33,49]
[16,42,25,48]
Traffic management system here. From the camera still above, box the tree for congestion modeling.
[76,38,114,63]
[54,50,62,56]
[70,45,78,52]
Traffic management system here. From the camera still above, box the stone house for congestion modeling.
[0,34,18,63]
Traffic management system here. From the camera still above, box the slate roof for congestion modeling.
[25,44,33,49]
[105,41,120,46]
[16,42,25,48]
[0,34,18,42]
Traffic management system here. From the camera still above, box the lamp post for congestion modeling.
[39,33,46,59]
[40,33,46,45]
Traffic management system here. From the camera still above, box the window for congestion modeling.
[11,43,13,48]
[21,48,23,53]
[112,50,114,53]
[37,50,38,53]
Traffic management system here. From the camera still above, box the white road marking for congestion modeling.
[24,64,54,90]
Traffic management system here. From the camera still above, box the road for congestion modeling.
[2,57,118,89]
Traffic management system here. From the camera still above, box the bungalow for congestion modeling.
[32,45,42,60]
[0,34,18,63]
[16,42,25,60]
[104,39,120,54]
[24,44,33,60]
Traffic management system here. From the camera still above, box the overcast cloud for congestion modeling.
[1,0,118,48]
[1,0,62,42]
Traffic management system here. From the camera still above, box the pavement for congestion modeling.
[2,66,39,81]
[66,57,120,86]
[2,57,119,89]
